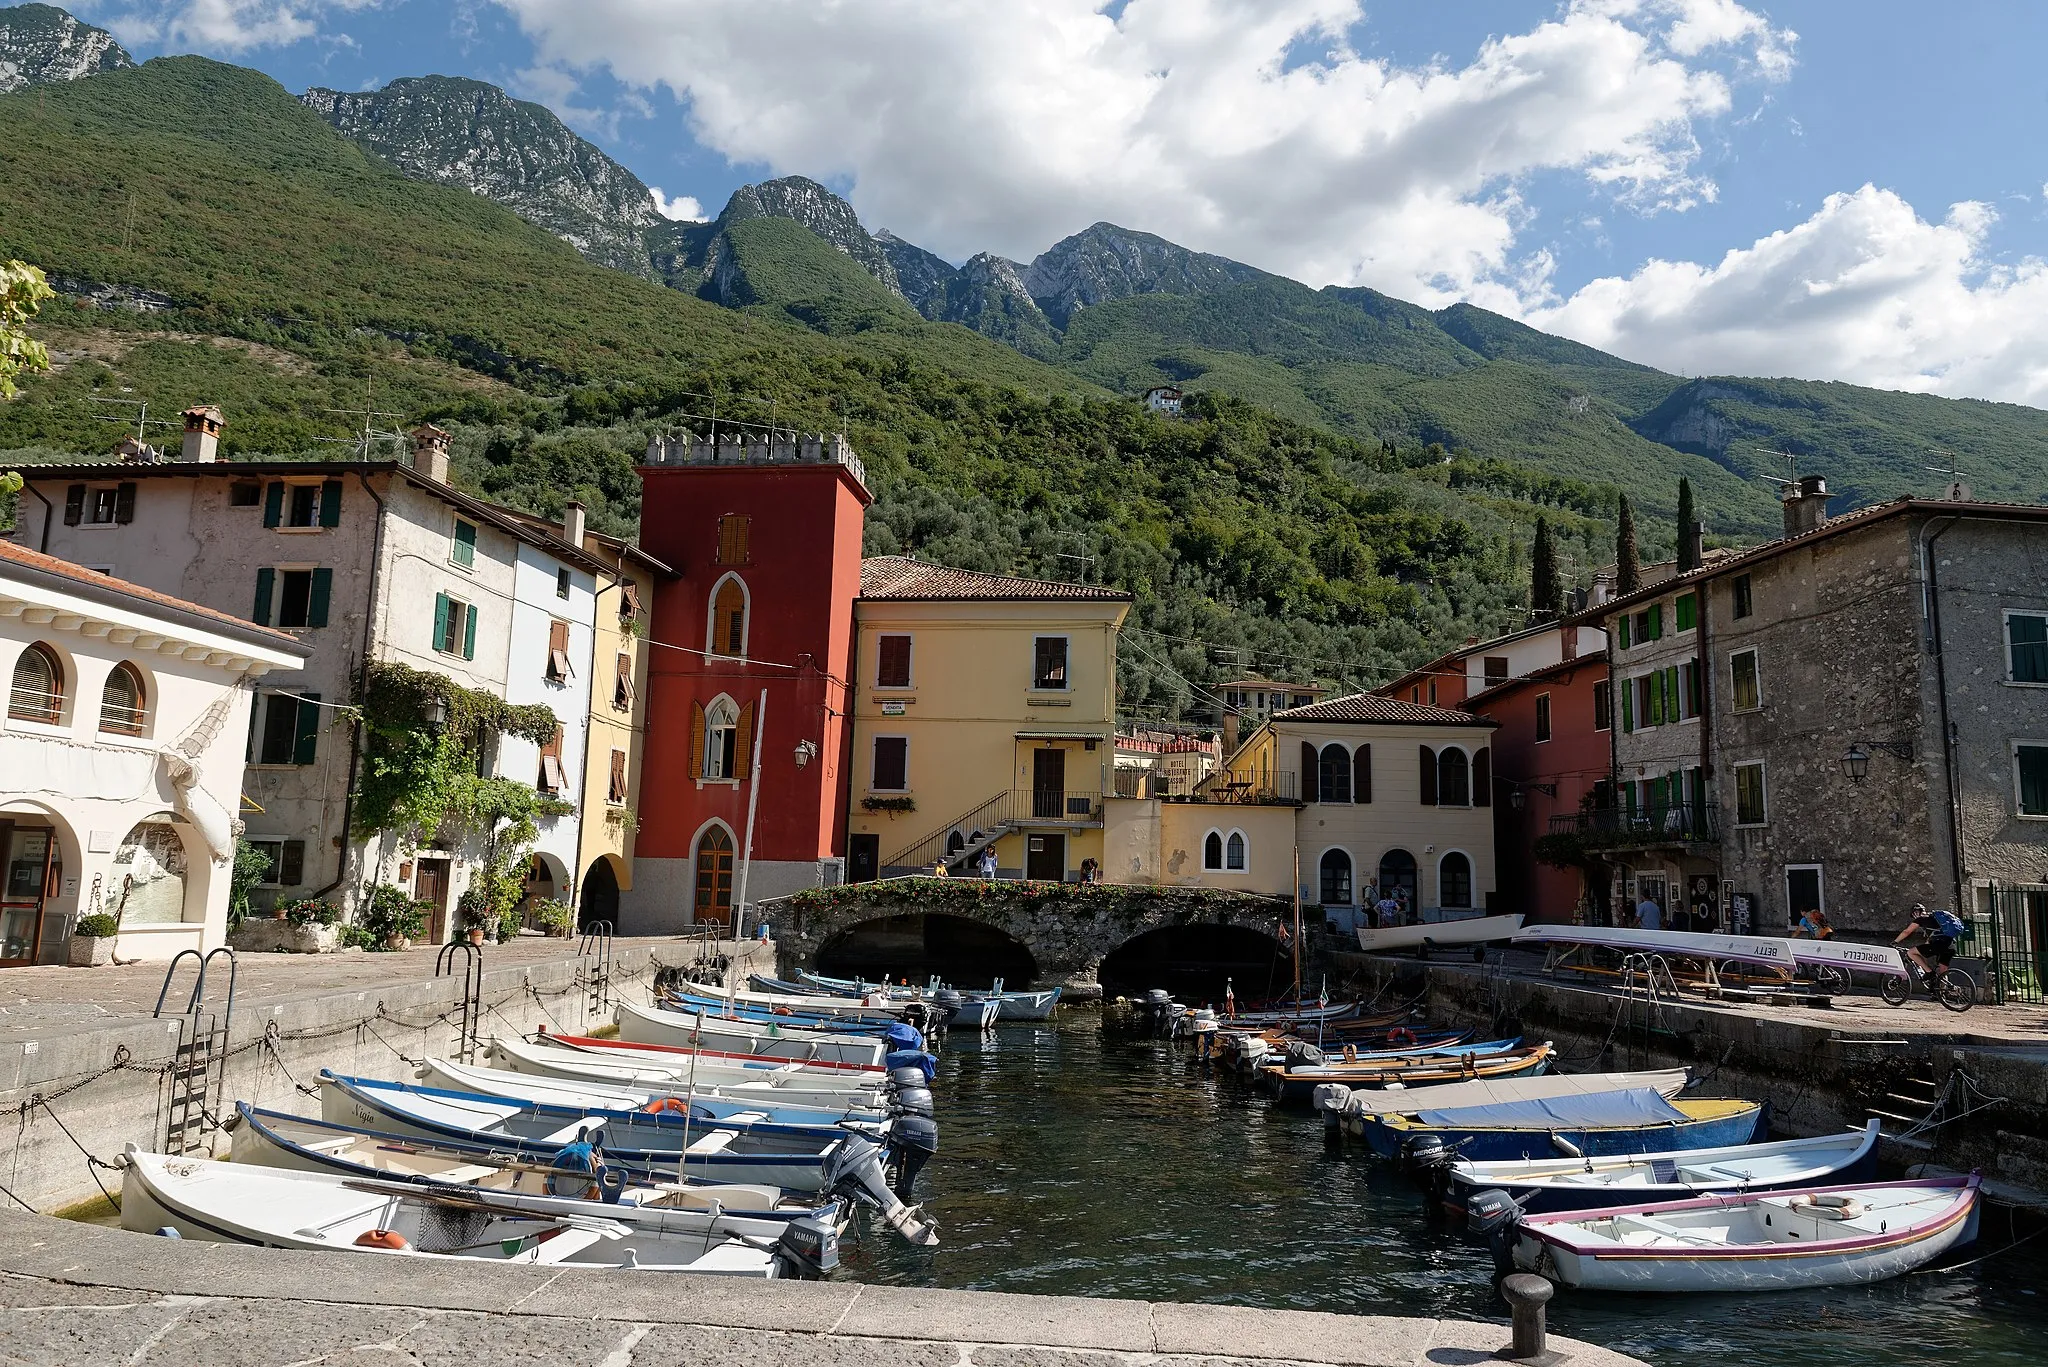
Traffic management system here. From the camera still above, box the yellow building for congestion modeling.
[848,558,1131,881]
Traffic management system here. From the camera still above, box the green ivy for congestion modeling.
[352,661,564,841]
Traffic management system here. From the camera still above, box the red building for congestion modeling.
[1462,650,1613,923]
[622,433,871,931]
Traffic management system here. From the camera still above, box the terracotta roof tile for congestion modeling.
[859,556,1131,602]
[1273,692,1495,727]
[0,538,304,652]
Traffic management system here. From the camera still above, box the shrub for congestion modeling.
[279,898,341,928]
[359,883,426,949]
[337,924,376,950]
[534,898,574,937]
[496,906,523,944]
[73,913,119,938]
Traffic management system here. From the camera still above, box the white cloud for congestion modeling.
[103,0,376,53]
[490,0,1793,304]
[648,187,704,222]
[1527,185,2048,405]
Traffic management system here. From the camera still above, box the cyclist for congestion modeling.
[1893,903,1964,976]
[1791,907,1832,939]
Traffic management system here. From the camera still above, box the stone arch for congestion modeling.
[579,853,624,930]
[1097,918,1288,1000]
[815,911,1039,989]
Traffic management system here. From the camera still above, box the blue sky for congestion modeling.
[76,2,2048,403]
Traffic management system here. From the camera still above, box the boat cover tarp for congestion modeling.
[1416,1087,1690,1130]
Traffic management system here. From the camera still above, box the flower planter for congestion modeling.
[67,935,114,968]
[228,920,341,955]
[466,926,487,946]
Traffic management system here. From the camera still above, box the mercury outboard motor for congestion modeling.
[899,1001,939,1036]
[1403,1133,1459,1208]
[1465,1188,1526,1274]
[886,1049,937,1083]
[825,1134,939,1247]
[887,1113,940,1200]
[772,1211,841,1278]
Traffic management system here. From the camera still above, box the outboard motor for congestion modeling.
[1403,1133,1459,1208]
[825,1134,939,1247]
[1140,988,1174,1036]
[932,988,965,1028]
[899,1001,938,1036]
[885,1021,926,1056]
[1312,1083,1352,1140]
[889,1065,929,1093]
[1465,1188,1526,1275]
[889,1113,940,1199]
[885,1049,937,1083]
[890,1086,935,1119]
[773,1211,842,1278]
[1283,1039,1326,1072]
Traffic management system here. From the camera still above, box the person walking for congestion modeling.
[1791,907,1831,939]
[977,844,998,880]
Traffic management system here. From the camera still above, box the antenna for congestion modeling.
[90,395,179,450]
[1925,449,1970,502]
[1751,447,1801,488]
[316,389,409,460]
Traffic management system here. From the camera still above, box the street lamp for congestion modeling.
[1841,744,1871,785]
[793,739,818,768]
[424,696,449,727]
[1509,789,1526,811]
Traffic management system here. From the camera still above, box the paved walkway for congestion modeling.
[0,1208,1642,1367]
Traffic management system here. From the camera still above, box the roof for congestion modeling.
[1272,692,1497,728]
[18,459,615,578]
[1377,618,1578,696]
[1461,649,1609,710]
[859,556,1132,603]
[1220,677,1324,693]
[1572,497,2048,624]
[492,507,675,577]
[0,539,307,659]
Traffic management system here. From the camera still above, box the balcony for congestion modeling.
[1547,801,1719,849]
[1183,769,1301,806]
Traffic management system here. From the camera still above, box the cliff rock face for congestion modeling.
[939,254,1057,357]
[1022,222,1267,328]
[301,76,662,279]
[0,3,132,94]
[712,176,900,294]
[876,229,957,316]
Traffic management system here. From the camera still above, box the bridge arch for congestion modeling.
[816,912,1038,989]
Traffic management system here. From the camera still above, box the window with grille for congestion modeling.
[715,515,751,565]
[876,635,913,688]
[98,663,146,736]
[8,643,63,725]
[1032,636,1069,690]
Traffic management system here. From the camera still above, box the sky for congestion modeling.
[69,0,2048,408]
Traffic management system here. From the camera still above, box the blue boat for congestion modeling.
[1360,1087,1766,1162]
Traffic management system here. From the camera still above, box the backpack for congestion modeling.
[1931,909,1965,940]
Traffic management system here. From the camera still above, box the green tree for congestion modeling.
[1616,494,1641,595]
[1529,517,1563,621]
[1675,476,1698,572]
[0,260,54,400]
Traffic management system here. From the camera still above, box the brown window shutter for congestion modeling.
[689,700,705,779]
[610,748,628,802]
[877,634,912,687]
[1354,744,1372,804]
[1419,745,1438,805]
[1472,746,1491,807]
[549,619,568,654]
[734,701,755,774]
[1300,741,1318,803]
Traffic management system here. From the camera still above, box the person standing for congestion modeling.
[1635,891,1662,931]
[977,844,998,880]
[1373,889,1400,930]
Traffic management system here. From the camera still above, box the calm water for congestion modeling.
[843,1010,2048,1366]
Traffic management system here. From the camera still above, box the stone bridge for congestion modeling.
[761,877,1292,993]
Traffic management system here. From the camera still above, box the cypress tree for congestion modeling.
[1530,517,1562,620]
[1616,495,1641,595]
[1676,477,1698,572]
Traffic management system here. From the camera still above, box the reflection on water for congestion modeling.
[843,1010,2048,1366]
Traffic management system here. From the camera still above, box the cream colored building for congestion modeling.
[847,558,1131,882]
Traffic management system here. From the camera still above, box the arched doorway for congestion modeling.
[693,825,735,926]
[1376,849,1418,919]
[1098,922,1288,1003]
[579,856,621,930]
[815,913,1037,989]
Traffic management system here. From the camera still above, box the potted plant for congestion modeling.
[534,897,574,938]
[360,883,426,951]
[68,913,120,967]
[455,884,493,946]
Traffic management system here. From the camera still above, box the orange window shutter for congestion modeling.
[689,701,705,779]
[549,619,567,653]
[611,748,627,802]
[735,701,755,773]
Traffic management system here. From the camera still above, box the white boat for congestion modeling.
[792,973,1063,1021]
[415,1057,892,1127]
[1515,924,1801,974]
[618,1001,890,1066]
[1443,1120,1883,1213]
[669,984,907,1024]
[1502,1174,1982,1291]
[1357,913,1525,958]
[486,1034,889,1108]
[120,1148,798,1275]
[1321,1068,1691,1139]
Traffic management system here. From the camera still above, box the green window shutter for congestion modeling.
[1648,603,1663,639]
[263,482,284,528]
[462,604,477,660]
[1618,615,1630,649]
[1668,666,1682,719]
[245,695,259,763]
[1647,674,1662,726]
[432,592,449,652]
[319,479,343,527]
[308,568,332,628]
[1620,679,1634,732]
[1623,783,1637,816]
[292,693,321,765]
[1675,594,1696,632]
[114,482,138,524]
[252,567,275,625]
[453,520,477,568]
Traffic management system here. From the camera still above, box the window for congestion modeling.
[871,735,908,791]
[450,518,477,569]
[1353,744,1373,804]
[2016,744,2048,818]
[1437,747,1471,807]
[1225,830,1247,871]
[1318,743,1352,804]
[1318,849,1353,906]
[98,663,146,736]
[1734,761,1767,826]
[546,620,573,683]
[432,593,476,659]
[2006,612,2048,684]
[1732,574,1753,620]
[87,487,119,524]
[230,481,262,507]
[716,515,751,566]
[1203,831,1224,871]
[264,568,331,630]
[64,482,136,528]
[613,652,634,711]
[1632,604,1662,644]
[1438,852,1473,909]
[619,581,642,626]
[8,643,63,724]
[1032,636,1069,690]
[1293,694,1312,708]
[287,484,319,527]
[1592,679,1612,732]
[1730,649,1761,712]
[1428,679,1437,704]
[1674,593,1697,632]
[255,692,320,766]
[556,567,571,600]
[876,634,913,688]
[703,697,740,780]
[1681,659,1702,719]
[608,748,629,805]
[537,725,565,794]
[247,838,305,887]
[1483,656,1509,688]
[710,577,747,658]
[1534,693,1552,743]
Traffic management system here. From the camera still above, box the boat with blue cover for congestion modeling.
[1360,1087,1766,1162]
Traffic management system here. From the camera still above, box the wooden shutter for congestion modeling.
[462,603,477,660]
[432,592,449,651]
[735,701,755,776]
[319,478,343,527]
[253,568,275,625]
[453,520,477,568]
[1621,678,1634,732]
[610,749,628,803]
[114,482,137,524]
[877,635,912,687]
[1419,745,1438,805]
[308,568,332,628]
[263,482,284,528]
[1300,741,1319,803]
[1648,603,1663,639]
[292,693,321,765]
[63,484,84,526]
[547,619,570,680]
[873,736,907,790]
[689,700,706,779]
[1472,747,1491,807]
[616,652,634,708]
[1354,744,1372,804]
[1618,615,1630,649]
[279,840,305,885]
[717,515,751,565]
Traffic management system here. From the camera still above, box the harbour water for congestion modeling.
[844,1009,2048,1366]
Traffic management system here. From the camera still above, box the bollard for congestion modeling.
[1498,1273,1560,1364]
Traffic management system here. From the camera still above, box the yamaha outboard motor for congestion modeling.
[932,988,965,1029]
[772,1210,842,1278]
[898,1001,938,1037]
[1466,1188,1526,1275]
[890,1086,935,1119]
[1140,988,1174,1036]
[889,1113,940,1200]
[889,1065,929,1094]
[825,1134,939,1247]
[885,1049,937,1083]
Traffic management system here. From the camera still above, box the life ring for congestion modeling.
[772,1006,794,1016]
[640,1096,690,1115]
[1342,1044,1358,1062]
[353,1229,410,1251]
[1388,1026,1417,1048]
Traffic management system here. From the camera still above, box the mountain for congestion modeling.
[0,2,130,93]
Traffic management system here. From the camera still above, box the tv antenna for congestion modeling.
[1925,449,1970,502]
[316,391,409,460]
[90,394,179,446]
[1751,447,1802,488]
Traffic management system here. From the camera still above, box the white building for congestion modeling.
[1143,386,1184,416]
[500,517,597,912]
[1,539,307,964]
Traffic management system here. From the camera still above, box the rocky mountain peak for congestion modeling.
[0,3,132,94]
[1023,222,1268,328]
[714,176,899,293]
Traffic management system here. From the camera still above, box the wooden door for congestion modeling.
[1032,747,1066,820]
[848,834,879,884]
[695,827,735,925]
[415,859,451,943]
[1025,833,1065,882]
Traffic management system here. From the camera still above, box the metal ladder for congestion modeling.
[435,940,483,1063]
[579,920,615,1023]
[152,947,237,1155]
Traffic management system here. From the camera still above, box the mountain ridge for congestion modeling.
[0,3,128,94]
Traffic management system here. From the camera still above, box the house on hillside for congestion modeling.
[1143,385,1184,417]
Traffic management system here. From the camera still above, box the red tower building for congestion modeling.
[620,433,871,932]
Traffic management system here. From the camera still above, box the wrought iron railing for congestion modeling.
[1547,800,1719,844]
[883,788,1110,871]
[1187,769,1299,805]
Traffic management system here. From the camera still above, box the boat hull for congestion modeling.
[1356,914,1525,954]
[1367,1099,1764,1162]
[619,1001,889,1066]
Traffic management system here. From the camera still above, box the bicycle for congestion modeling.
[1879,957,1976,1013]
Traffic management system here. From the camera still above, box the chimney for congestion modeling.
[179,405,223,463]
[410,424,451,483]
[1782,475,1830,537]
[1222,711,1241,758]
[561,500,587,550]
[1687,519,1706,569]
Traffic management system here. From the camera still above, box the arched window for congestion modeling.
[709,576,747,658]
[99,663,146,736]
[8,643,62,724]
[946,829,967,856]
[112,817,189,924]
[1203,830,1224,870]
[1319,849,1353,906]
[1376,849,1418,912]
[1439,851,1474,909]
[693,825,735,924]
[1225,830,1247,871]
[1437,747,1471,807]
[1318,743,1352,803]
[702,696,740,779]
